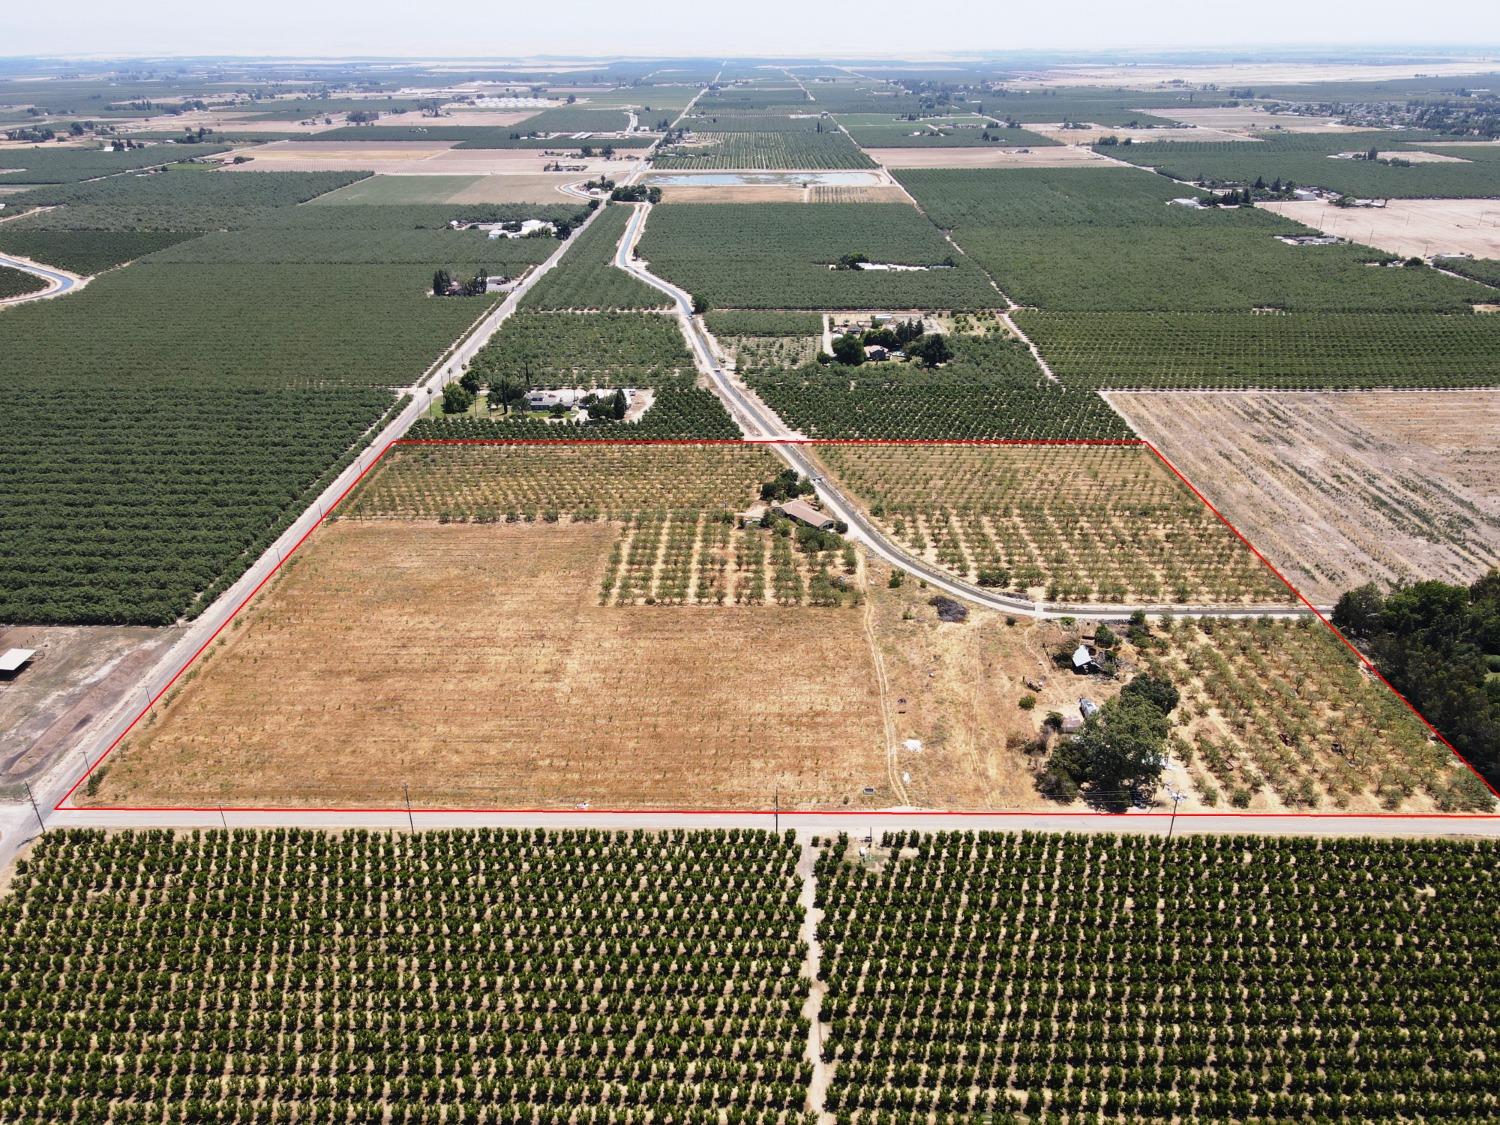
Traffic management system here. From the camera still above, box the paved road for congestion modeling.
[39,806,1500,840]
[0,252,83,304]
[613,203,1314,624]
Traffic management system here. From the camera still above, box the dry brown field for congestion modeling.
[1108,390,1500,603]
[867,145,1117,169]
[376,109,540,127]
[1159,106,1365,133]
[1261,197,1500,260]
[86,520,1030,811]
[1028,124,1257,145]
[214,141,638,177]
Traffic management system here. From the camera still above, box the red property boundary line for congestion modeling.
[57,436,1500,815]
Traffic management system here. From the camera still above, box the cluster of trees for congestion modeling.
[610,185,662,203]
[1333,571,1500,792]
[1039,672,1181,809]
[759,468,816,503]
[431,267,492,297]
[825,320,953,367]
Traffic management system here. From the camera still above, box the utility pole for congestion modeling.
[219,805,228,830]
[23,782,45,834]
[404,783,415,833]
[1165,785,1186,843]
[774,784,780,834]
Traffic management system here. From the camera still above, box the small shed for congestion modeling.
[777,499,836,531]
[1079,697,1100,719]
[0,648,36,680]
[1071,644,1097,671]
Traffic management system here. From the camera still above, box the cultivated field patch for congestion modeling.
[1109,390,1500,601]
[0,829,810,1121]
[817,832,1500,1121]
[308,173,581,205]
[1137,616,1492,812]
[1019,310,1500,388]
[816,444,1293,605]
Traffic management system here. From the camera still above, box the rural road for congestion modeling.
[613,202,1315,625]
[36,806,1500,840]
[0,252,83,305]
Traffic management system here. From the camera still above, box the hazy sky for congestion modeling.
[3,0,1498,60]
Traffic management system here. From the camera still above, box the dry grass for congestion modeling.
[1160,107,1363,133]
[1260,198,1500,261]
[1108,390,1500,603]
[655,183,910,203]
[214,141,636,177]
[89,521,892,810]
[867,146,1117,169]
[1028,124,1257,145]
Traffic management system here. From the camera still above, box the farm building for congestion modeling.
[738,502,769,527]
[524,387,634,411]
[775,499,836,531]
[864,345,889,362]
[1070,644,1099,672]
[1079,697,1100,719]
[0,647,36,680]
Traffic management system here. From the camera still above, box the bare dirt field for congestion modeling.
[119,110,344,135]
[1375,149,1472,163]
[375,109,540,127]
[867,146,1116,169]
[1108,390,1500,603]
[88,522,897,811]
[1160,106,1367,133]
[0,624,178,793]
[1260,198,1500,261]
[1028,124,1256,145]
[215,139,457,171]
[306,173,583,205]
[214,141,639,177]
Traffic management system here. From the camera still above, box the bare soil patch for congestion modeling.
[1028,124,1257,145]
[1161,106,1365,133]
[215,139,457,172]
[1260,198,1500,262]
[1108,390,1500,603]
[90,522,898,811]
[868,145,1116,169]
[376,109,540,127]
[0,625,177,789]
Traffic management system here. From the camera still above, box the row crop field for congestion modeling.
[7,828,1492,1122]
[816,831,1500,1122]
[467,311,694,386]
[897,168,1492,311]
[0,264,47,299]
[705,310,823,337]
[347,443,781,522]
[1138,616,1493,811]
[0,228,200,274]
[0,829,813,1124]
[747,331,1133,440]
[0,179,511,624]
[1017,311,1500,388]
[1110,131,1500,198]
[639,203,998,310]
[651,130,874,170]
[817,444,1290,605]
[145,225,556,269]
[0,141,228,183]
[520,204,670,311]
[5,167,369,230]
